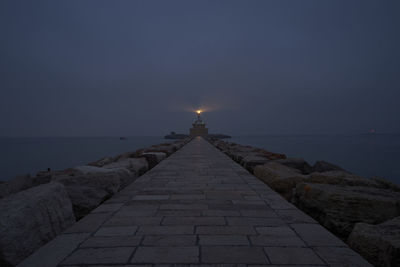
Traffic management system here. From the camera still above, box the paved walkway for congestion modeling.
[19,137,371,267]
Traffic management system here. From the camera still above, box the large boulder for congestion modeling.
[173,140,186,149]
[348,216,400,267]
[145,143,178,156]
[103,158,148,176]
[72,165,133,188]
[276,158,313,174]
[371,177,400,192]
[0,182,75,266]
[64,185,109,219]
[87,157,114,167]
[212,141,285,164]
[240,154,270,173]
[114,149,144,161]
[54,167,123,194]
[306,171,378,187]
[141,152,166,169]
[231,148,256,163]
[254,162,306,199]
[52,166,131,218]
[257,149,286,160]
[0,174,51,199]
[254,161,380,200]
[294,183,400,238]
[313,160,347,173]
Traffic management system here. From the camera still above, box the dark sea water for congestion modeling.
[0,136,170,181]
[1,134,399,185]
[230,134,400,185]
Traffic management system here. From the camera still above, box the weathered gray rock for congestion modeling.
[276,158,313,174]
[240,154,270,173]
[254,161,380,200]
[72,165,133,188]
[295,183,400,238]
[87,157,114,167]
[64,185,109,219]
[172,140,186,150]
[212,141,286,164]
[73,165,117,175]
[52,166,133,218]
[145,143,177,156]
[306,171,377,187]
[141,152,167,169]
[313,160,347,173]
[114,150,143,161]
[0,182,75,266]
[0,174,51,199]
[227,146,257,163]
[348,216,400,267]
[103,158,148,176]
[52,166,126,195]
[371,177,400,192]
[45,168,77,177]
[254,162,306,199]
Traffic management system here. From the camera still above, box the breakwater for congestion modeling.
[1,136,397,266]
[4,137,372,266]
[0,139,190,266]
[209,137,400,267]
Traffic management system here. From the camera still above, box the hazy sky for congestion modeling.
[1,0,399,136]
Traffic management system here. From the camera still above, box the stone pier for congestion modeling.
[18,137,371,266]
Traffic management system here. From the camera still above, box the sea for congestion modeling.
[0,134,399,185]
[230,134,400,185]
[0,136,170,181]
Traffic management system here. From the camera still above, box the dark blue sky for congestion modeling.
[1,0,399,136]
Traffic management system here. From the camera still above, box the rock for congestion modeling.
[211,141,286,165]
[145,143,177,156]
[348,216,400,267]
[240,154,270,173]
[53,166,131,218]
[254,160,380,200]
[0,174,51,199]
[103,158,148,176]
[46,168,78,177]
[306,171,378,187]
[64,185,109,219]
[0,183,75,266]
[141,152,167,169]
[254,162,306,199]
[371,177,400,192]
[227,146,256,162]
[173,140,186,149]
[276,158,313,174]
[87,157,114,167]
[294,183,400,238]
[73,165,116,175]
[114,149,144,161]
[313,160,346,173]
[257,149,286,160]
[55,166,129,194]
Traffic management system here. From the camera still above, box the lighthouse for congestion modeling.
[189,110,209,136]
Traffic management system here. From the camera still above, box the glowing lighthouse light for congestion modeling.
[190,109,208,136]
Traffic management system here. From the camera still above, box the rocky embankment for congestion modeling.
[0,139,190,266]
[209,138,400,267]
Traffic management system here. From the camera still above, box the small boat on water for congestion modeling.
[119,137,127,140]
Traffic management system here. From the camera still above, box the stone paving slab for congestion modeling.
[18,137,372,266]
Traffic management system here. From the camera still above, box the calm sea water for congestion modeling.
[1,135,399,184]
[230,134,400,184]
[0,136,170,181]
